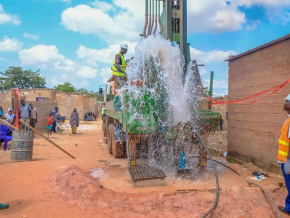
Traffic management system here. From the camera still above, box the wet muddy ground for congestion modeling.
[0,120,288,217]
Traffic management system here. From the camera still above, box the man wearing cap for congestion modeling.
[110,44,128,88]
[278,94,290,214]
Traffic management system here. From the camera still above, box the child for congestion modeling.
[47,111,54,137]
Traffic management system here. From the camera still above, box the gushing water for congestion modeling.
[122,35,204,173]
[126,35,202,125]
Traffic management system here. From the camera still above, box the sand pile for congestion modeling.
[48,165,117,207]
[48,166,280,217]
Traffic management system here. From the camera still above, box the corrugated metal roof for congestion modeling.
[225,34,290,62]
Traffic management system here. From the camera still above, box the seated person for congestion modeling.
[4,108,16,126]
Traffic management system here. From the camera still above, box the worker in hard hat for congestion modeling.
[111,44,128,88]
[278,94,290,215]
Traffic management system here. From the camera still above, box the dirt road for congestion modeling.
[0,120,288,217]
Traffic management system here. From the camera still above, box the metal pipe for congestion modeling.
[149,0,155,35]
[153,0,158,35]
[142,0,149,36]
[158,0,164,34]
[147,0,152,35]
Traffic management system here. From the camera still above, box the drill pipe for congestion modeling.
[153,0,158,35]
[158,0,164,34]
[142,0,149,36]
[147,0,152,35]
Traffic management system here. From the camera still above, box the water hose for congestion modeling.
[211,159,281,218]
[188,154,281,217]
[194,132,219,218]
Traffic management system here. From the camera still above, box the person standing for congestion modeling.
[70,108,79,134]
[4,108,16,126]
[0,106,3,118]
[278,94,290,215]
[29,104,37,129]
[19,99,31,130]
[219,115,224,131]
[51,107,58,133]
[46,111,54,138]
[110,44,128,88]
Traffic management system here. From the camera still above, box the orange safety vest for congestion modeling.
[277,117,290,162]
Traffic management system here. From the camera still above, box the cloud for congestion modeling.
[23,32,39,40]
[187,0,246,33]
[234,0,290,24]
[18,45,75,71]
[191,47,237,64]
[0,4,21,25]
[91,0,114,12]
[76,66,98,79]
[76,42,136,66]
[0,36,23,52]
[246,20,261,31]
[61,1,144,43]
[203,79,228,96]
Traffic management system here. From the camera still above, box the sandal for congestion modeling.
[278,206,290,215]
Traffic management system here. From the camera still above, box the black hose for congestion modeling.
[211,159,281,218]
[195,132,219,218]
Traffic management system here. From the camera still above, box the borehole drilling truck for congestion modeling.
[102,0,219,182]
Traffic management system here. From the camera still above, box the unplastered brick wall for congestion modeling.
[55,92,90,121]
[228,38,290,173]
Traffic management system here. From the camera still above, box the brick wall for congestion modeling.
[228,39,290,173]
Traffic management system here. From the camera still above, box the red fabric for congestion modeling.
[47,116,54,126]
[209,79,290,105]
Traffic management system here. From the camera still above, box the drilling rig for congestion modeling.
[102,0,219,182]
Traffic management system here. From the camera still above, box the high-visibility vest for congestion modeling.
[277,117,290,162]
[111,52,126,77]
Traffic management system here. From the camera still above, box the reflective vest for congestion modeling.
[111,52,126,77]
[277,117,290,162]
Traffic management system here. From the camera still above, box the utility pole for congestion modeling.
[209,71,214,110]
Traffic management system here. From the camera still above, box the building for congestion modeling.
[0,89,100,130]
[226,34,290,173]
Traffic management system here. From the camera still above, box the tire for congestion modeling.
[108,124,113,154]
[56,123,69,135]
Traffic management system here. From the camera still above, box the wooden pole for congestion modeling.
[19,119,76,159]
[0,119,20,131]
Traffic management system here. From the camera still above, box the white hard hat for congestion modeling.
[285,94,290,101]
[120,44,128,50]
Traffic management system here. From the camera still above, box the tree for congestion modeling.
[0,67,46,91]
[54,82,76,92]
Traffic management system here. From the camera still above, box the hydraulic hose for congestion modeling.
[212,159,281,218]
[194,132,219,218]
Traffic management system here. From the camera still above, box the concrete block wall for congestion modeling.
[228,39,290,173]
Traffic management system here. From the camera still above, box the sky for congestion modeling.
[0,0,289,96]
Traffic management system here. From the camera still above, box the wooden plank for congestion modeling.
[19,119,75,159]
[0,119,20,131]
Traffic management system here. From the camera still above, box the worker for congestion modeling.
[219,115,224,131]
[110,44,128,88]
[278,94,290,215]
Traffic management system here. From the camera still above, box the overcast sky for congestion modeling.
[0,0,289,96]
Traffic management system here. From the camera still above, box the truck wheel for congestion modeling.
[108,124,113,154]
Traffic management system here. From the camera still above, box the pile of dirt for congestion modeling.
[48,166,280,217]
[48,165,117,207]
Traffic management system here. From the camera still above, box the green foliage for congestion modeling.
[0,67,46,91]
[54,83,104,101]
[54,82,76,92]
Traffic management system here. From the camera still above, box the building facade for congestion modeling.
[227,34,290,173]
